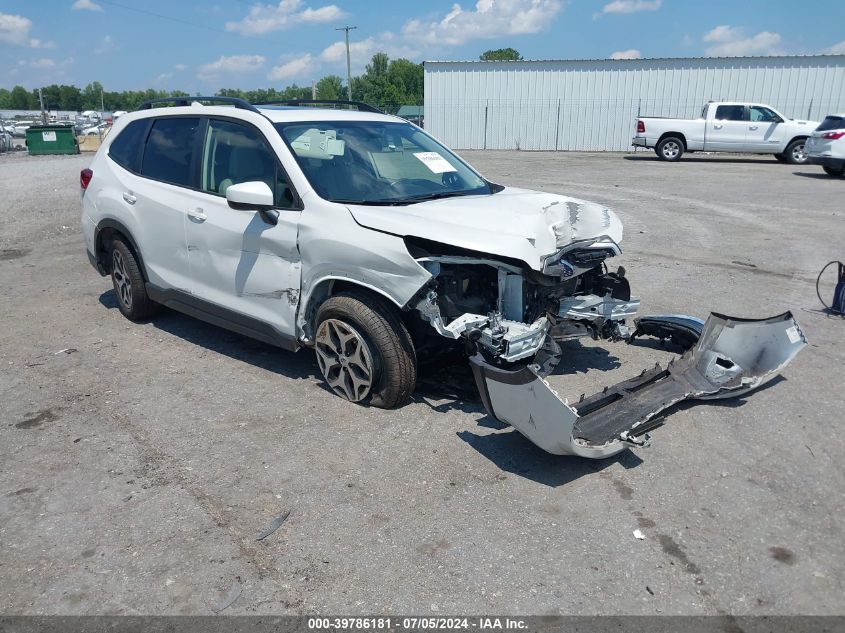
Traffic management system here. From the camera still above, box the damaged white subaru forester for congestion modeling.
[81,98,806,459]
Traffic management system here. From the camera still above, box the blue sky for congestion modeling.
[2,0,844,92]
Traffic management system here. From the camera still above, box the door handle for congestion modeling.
[187,207,207,222]
[122,192,136,205]
[713,124,723,130]
[749,125,759,131]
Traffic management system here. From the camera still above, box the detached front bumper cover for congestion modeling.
[470,312,806,459]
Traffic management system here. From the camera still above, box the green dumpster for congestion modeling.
[25,125,79,155]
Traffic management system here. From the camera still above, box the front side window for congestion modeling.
[275,120,495,205]
[715,105,746,121]
[201,118,295,208]
[749,106,779,123]
[108,119,148,172]
[140,117,200,187]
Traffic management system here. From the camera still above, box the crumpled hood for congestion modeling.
[346,187,623,271]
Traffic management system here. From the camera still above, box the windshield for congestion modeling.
[275,120,495,205]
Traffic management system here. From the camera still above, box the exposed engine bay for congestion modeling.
[405,235,806,459]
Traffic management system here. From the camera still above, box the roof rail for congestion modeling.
[255,99,385,114]
[135,96,261,114]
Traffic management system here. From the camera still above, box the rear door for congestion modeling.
[746,105,786,152]
[184,116,302,337]
[116,116,199,292]
[706,104,747,151]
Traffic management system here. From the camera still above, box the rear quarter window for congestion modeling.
[817,116,845,132]
[108,119,149,173]
[140,117,200,187]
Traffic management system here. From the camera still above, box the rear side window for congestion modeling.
[108,119,148,172]
[140,117,200,187]
[715,105,746,121]
[817,116,845,132]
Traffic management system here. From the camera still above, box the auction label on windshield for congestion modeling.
[413,152,457,173]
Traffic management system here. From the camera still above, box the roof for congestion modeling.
[122,102,399,124]
[424,53,845,65]
[397,105,424,117]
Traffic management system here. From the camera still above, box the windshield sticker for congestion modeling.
[413,152,457,174]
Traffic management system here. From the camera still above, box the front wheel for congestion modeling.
[314,293,417,408]
[823,165,845,177]
[655,137,684,162]
[784,139,808,165]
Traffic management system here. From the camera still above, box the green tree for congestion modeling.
[386,58,423,105]
[0,88,11,109]
[59,84,83,111]
[82,82,104,110]
[479,47,523,61]
[315,75,343,100]
[9,85,33,109]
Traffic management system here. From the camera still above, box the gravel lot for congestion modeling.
[1,149,843,615]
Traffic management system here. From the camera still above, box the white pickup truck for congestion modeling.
[632,101,818,164]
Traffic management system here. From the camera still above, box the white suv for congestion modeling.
[806,113,845,177]
[81,97,805,460]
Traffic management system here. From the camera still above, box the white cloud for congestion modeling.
[401,0,562,47]
[825,40,845,54]
[93,34,115,54]
[72,0,103,12]
[29,58,56,68]
[198,54,266,81]
[610,48,641,59]
[703,25,782,56]
[268,53,315,81]
[226,0,345,36]
[601,0,661,14]
[174,63,187,71]
[0,12,42,47]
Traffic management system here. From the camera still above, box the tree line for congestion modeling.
[0,53,424,115]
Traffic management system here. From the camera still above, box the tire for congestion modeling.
[655,136,684,162]
[773,153,787,163]
[314,292,417,409]
[823,165,845,177]
[784,139,808,165]
[109,238,158,321]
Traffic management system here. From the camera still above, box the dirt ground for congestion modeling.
[0,149,843,615]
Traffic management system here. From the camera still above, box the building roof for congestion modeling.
[424,54,845,65]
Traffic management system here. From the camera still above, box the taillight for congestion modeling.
[637,120,645,133]
[80,168,93,189]
[822,131,845,140]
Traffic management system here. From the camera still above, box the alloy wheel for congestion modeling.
[315,318,374,402]
[662,141,680,159]
[112,249,132,310]
[791,142,807,163]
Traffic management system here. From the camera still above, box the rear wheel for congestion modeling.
[109,239,158,321]
[823,165,845,177]
[655,136,684,162]
[784,139,808,165]
[314,293,416,408]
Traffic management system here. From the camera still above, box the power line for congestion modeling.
[96,0,226,33]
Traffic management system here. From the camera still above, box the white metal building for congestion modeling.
[423,55,845,151]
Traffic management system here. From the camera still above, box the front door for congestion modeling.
[746,105,786,152]
[185,117,302,338]
[706,104,747,151]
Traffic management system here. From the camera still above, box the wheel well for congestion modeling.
[658,132,686,149]
[95,223,148,281]
[787,135,809,146]
[302,279,408,343]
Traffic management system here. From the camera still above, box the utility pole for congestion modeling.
[335,25,356,101]
[38,88,46,125]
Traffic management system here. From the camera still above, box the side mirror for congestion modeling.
[225,181,279,225]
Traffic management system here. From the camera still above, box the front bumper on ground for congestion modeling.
[470,312,806,459]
